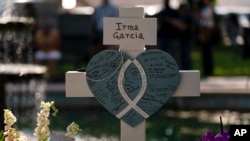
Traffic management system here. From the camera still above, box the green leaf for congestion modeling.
[50,103,58,117]
[0,130,4,141]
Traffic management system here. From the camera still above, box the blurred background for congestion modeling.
[1,0,250,140]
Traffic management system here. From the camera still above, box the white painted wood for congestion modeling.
[65,71,92,97]
[119,7,144,18]
[121,120,145,141]
[65,70,200,97]
[173,70,200,97]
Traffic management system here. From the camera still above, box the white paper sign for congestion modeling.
[103,18,157,45]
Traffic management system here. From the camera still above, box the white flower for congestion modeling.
[40,109,50,117]
[34,126,50,141]
[41,101,54,109]
[4,109,17,126]
[34,101,57,141]
[40,126,50,137]
[36,113,50,126]
[3,109,20,141]
[19,135,29,141]
[65,122,82,138]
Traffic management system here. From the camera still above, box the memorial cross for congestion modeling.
[65,7,200,141]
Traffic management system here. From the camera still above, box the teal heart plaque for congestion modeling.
[86,49,180,127]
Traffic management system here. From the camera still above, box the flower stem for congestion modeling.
[220,116,223,133]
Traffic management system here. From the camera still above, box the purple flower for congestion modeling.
[201,131,230,141]
[214,131,230,141]
[202,131,215,141]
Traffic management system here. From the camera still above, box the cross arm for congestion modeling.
[65,70,200,97]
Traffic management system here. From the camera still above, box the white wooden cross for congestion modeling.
[65,7,200,141]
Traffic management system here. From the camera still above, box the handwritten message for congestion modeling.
[86,50,130,115]
[103,18,157,45]
[86,50,180,127]
[113,23,144,40]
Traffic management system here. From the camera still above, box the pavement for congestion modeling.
[200,76,250,94]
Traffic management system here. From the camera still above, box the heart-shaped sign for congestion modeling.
[86,49,180,127]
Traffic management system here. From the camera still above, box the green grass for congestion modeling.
[192,46,250,76]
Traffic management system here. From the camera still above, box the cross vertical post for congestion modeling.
[105,7,151,141]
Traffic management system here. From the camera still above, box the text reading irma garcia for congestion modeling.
[113,22,144,40]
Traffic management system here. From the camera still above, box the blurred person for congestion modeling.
[225,13,241,55]
[156,0,180,58]
[242,25,250,59]
[34,21,61,80]
[89,0,119,57]
[198,0,215,76]
[177,4,193,70]
[190,0,202,48]
[157,0,193,69]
